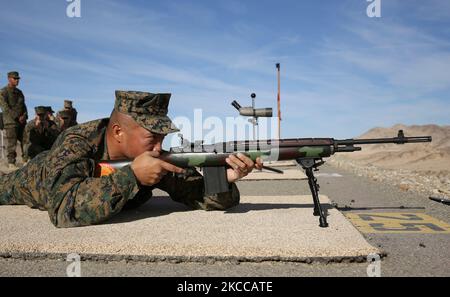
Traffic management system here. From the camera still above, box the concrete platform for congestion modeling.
[242,169,307,180]
[0,195,379,262]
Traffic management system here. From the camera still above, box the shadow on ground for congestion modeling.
[105,196,332,225]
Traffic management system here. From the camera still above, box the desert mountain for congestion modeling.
[340,124,450,172]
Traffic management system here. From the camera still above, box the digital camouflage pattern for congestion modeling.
[44,106,55,114]
[7,71,20,79]
[0,85,28,164]
[2,125,26,164]
[68,108,78,126]
[64,100,73,109]
[35,106,47,115]
[114,90,179,135]
[57,110,71,119]
[0,86,28,126]
[56,109,77,131]
[22,117,60,161]
[63,100,78,126]
[0,119,239,228]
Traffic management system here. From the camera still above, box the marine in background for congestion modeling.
[56,109,75,132]
[22,106,60,162]
[63,100,78,126]
[45,106,56,122]
[0,71,28,169]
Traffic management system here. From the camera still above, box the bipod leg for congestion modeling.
[297,158,329,228]
[305,167,320,217]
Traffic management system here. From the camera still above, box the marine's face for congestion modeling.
[123,124,165,158]
[37,114,46,121]
[59,117,68,127]
[8,77,19,87]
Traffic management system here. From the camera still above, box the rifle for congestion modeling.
[97,130,432,228]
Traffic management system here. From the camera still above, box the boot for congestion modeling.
[8,163,19,170]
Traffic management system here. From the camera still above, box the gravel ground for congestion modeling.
[329,156,450,198]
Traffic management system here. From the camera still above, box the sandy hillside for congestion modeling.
[330,124,450,196]
[337,124,450,172]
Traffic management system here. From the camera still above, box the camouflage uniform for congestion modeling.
[0,72,28,164]
[64,100,78,126]
[56,109,76,132]
[22,106,60,161]
[44,106,55,121]
[0,91,239,228]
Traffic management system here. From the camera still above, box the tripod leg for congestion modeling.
[305,168,328,228]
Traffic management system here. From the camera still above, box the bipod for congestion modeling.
[296,158,329,228]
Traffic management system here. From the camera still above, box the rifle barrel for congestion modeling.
[336,136,432,145]
[190,131,432,151]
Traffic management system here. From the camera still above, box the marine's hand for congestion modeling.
[131,151,185,186]
[59,118,66,128]
[35,115,42,127]
[18,114,26,125]
[226,153,263,183]
[35,117,48,130]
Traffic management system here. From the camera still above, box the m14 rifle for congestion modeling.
[98,130,431,228]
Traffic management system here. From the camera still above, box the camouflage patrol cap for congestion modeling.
[7,71,20,79]
[35,106,47,115]
[64,100,73,109]
[114,90,179,135]
[44,106,55,114]
[57,110,71,119]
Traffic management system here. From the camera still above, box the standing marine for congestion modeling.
[56,109,76,132]
[0,90,263,228]
[63,99,78,126]
[0,71,28,169]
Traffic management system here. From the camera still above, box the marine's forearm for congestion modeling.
[47,164,140,228]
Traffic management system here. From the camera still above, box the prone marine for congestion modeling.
[0,91,262,228]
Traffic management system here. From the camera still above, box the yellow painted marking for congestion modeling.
[345,213,450,234]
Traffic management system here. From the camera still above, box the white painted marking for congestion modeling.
[316,173,343,178]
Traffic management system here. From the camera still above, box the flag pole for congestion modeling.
[276,63,281,139]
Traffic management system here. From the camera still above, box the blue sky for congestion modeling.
[1,0,449,144]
